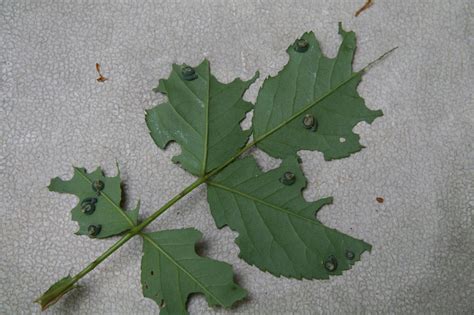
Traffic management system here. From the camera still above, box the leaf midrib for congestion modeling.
[254,70,363,146]
[207,181,322,226]
[204,70,366,181]
[200,63,211,177]
[74,168,134,227]
[141,233,225,306]
[250,47,397,149]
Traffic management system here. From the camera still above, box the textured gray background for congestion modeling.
[1,0,473,314]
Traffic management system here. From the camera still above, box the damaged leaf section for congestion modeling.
[207,156,371,279]
[48,165,139,238]
[141,228,246,315]
[146,59,258,177]
[253,24,383,160]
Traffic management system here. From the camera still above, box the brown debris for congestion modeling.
[95,63,108,82]
[355,0,373,17]
[376,197,384,203]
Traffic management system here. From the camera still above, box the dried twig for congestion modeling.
[355,0,373,17]
[96,63,108,82]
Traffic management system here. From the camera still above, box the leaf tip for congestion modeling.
[366,242,373,252]
[188,227,204,240]
[47,178,58,192]
[337,22,353,36]
[155,79,168,94]
[249,70,260,84]
[362,46,398,72]
[114,161,121,177]
[131,199,141,224]
[72,166,84,172]
[94,166,104,177]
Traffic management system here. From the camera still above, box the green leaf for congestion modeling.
[48,165,139,238]
[253,23,383,160]
[35,275,76,311]
[141,228,246,315]
[146,59,258,177]
[207,156,371,279]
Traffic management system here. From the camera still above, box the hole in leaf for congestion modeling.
[150,270,154,276]
[339,137,346,143]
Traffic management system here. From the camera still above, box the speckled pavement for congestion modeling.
[1,1,473,314]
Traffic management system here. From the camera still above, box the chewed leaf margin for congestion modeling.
[146,59,259,177]
[141,228,247,314]
[252,23,383,161]
[48,164,139,238]
[207,155,372,280]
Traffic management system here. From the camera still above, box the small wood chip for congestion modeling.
[376,197,384,203]
[95,63,108,82]
[355,0,373,17]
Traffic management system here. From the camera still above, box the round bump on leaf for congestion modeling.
[81,197,97,206]
[324,255,338,272]
[294,39,309,52]
[81,203,95,215]
[88,224,102,238]
[92,180,105,193]
[280,171,296,185]
[181,66,197,81]
[302,114,318,131]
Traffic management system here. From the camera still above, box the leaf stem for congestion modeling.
[67,177,206,292]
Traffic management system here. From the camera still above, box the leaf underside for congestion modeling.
[141,228,247,315]
[253,23,383,160]
[207,156,371,279]
[146,59,258,177]
[42,23,383,314]
[48,166,139,238]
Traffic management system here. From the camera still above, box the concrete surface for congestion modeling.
[1,0,473,314]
